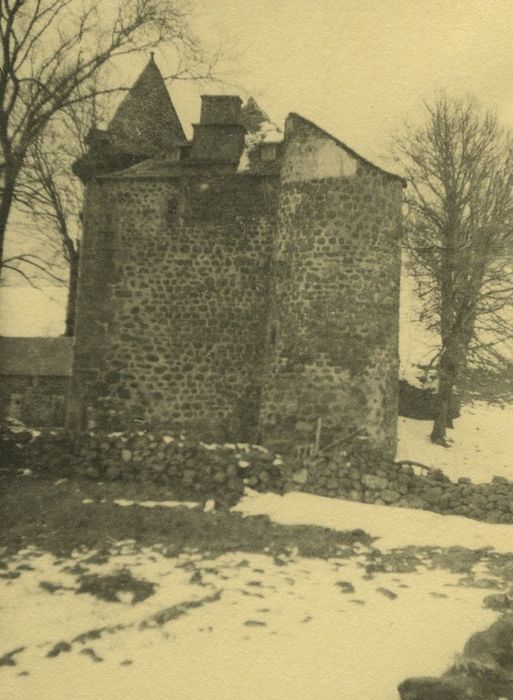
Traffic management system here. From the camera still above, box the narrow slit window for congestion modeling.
[167,198,179,223]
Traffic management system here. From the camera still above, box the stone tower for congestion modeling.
[259,114,403,454]
[69,57,404,457]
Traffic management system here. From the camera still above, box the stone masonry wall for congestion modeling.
[0,376,68,426]
[260,116,403,457]
[69,112,403,453]
[69,173,278,439]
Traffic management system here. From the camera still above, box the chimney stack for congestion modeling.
[190,95,245,165]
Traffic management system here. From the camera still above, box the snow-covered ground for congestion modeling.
[3,403,513,699]
[4,272,513,699]
[397,400,513,484]
[2,492,507,700]
[236,489,513,553]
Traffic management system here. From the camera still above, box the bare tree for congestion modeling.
[395,94,513,445]
[0,0,215,270]
[9,111,86,334]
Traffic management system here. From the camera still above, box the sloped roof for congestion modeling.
[241,97,271,133]
[108,54,187,152]
[0,337,73,376]
[241,97,282,142]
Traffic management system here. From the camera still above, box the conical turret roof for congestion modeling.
[240,97,271,133]
[108,54,187,152]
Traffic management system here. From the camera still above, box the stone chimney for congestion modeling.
[190,95,245,165]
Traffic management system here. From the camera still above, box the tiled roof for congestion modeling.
[108,55,187,153]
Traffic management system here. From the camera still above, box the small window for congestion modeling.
[167,198,179,221]
[269,324,277,347]
[8,393,23,420]
[261,143,278,162]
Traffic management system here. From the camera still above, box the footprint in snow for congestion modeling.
[336,581,355,594]
[244,620,267,627]
[377,587,398,599]
[80,648,103,662]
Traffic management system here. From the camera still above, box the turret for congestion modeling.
[73,55,187,182]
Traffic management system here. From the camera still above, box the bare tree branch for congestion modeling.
[0,0,225,269]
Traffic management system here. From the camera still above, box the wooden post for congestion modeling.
[313,417,322,456]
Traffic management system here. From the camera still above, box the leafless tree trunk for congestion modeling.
[64,241,79,336]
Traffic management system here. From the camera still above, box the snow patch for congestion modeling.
[0,545,498,700]
[397,401,513,483]
[234,489,513,554]
[112,499,199,510]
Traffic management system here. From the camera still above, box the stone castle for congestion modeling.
[67,56,404,456]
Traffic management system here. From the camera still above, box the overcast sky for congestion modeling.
[5,0,513,332]
[147,0,513,170]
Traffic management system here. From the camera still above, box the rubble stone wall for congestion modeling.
[69,174,278,439]
[260,116,403,456]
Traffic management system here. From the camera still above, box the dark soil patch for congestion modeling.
[377,587,398,599]
[46,641,72,658]
[0,570,20,580]
[483,592,513,612]
[363,547,423,575]
[336,580,355,593]
[76,569,155,604]
[140,591,222,629]
[0,475,373,561]
[39,580,74,594]
[72,624,126,645]
[426,546,486,574]
[0,647,25,667]
[80,647,103,663]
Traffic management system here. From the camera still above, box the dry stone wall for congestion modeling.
[292,442,513,524]
[5,424,513,525]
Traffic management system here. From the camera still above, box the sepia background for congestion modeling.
[3,2,513,699]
